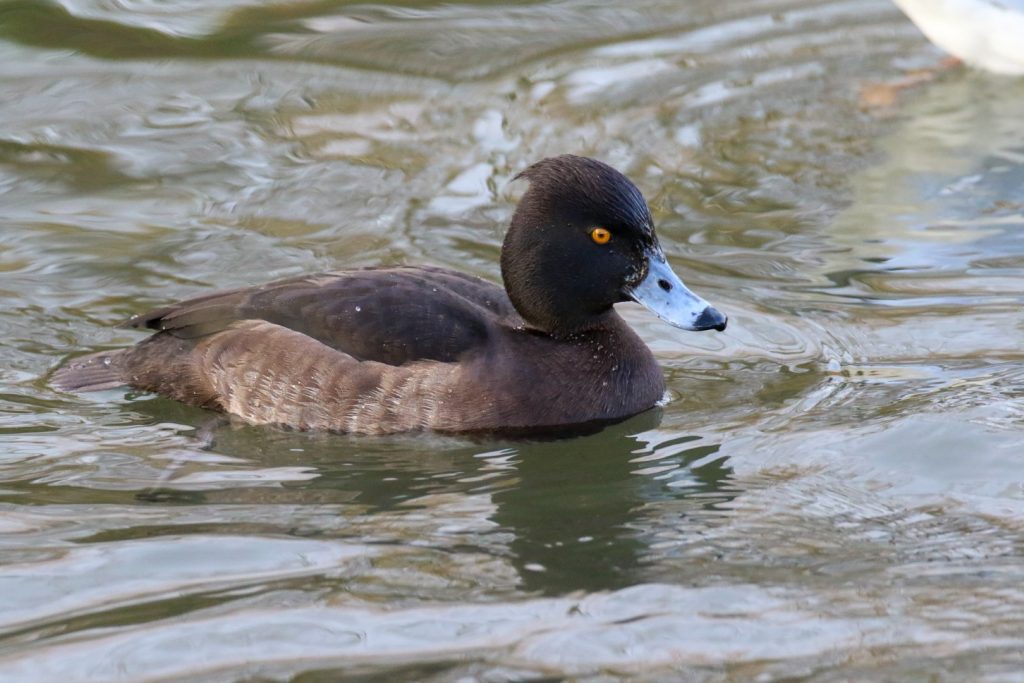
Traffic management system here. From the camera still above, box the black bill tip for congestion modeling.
[693,306,728,332]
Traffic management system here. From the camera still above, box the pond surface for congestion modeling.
[2,0,1024,680]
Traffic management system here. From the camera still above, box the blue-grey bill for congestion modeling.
[627,253,727,332]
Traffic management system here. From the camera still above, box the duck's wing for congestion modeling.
[117,320,467,434]
[124,266,518,365]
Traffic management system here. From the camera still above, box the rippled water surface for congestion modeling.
[2,0,1024,680]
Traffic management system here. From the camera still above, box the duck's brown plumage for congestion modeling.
[53,155,726,435]
[56,270,663,434]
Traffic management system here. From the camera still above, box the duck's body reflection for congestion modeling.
[124,398,736,595]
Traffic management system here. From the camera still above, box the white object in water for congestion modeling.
[892,0,1024,74]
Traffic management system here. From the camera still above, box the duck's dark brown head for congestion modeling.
[501,155,727,337]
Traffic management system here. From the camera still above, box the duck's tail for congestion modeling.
[52,349,129,392]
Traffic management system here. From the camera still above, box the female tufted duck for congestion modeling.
[54,155,726,435]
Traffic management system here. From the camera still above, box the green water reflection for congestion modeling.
[2,0,1024,680]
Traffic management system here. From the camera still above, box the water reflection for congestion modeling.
[833,75,1024,273]
[5,0,1024,679]
[103,403,740,596]
[491,418,735,594]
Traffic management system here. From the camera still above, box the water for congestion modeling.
[2,0,1024,679]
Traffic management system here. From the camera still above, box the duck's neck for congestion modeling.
[500,247,620,339]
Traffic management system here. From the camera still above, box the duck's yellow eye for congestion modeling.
[591,227,611,245]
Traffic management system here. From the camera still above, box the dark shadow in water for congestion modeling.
[490,412,735,594]
[0,139,136,191]
[0,0,327,61]
[44,393,737,593]
[0,1,239,59]
[0,0,506,64]
[0,0,607,81]
[114,396,737,595]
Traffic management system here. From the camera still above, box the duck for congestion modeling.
[892,0,1024,74]
[53,155,727,435]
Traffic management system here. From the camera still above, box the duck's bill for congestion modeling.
[627,253,727,332]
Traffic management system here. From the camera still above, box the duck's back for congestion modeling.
[126,266,519,365]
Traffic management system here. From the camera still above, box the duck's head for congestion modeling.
[501,155,727,338]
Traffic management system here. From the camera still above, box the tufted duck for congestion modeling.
[53,155,727,435]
